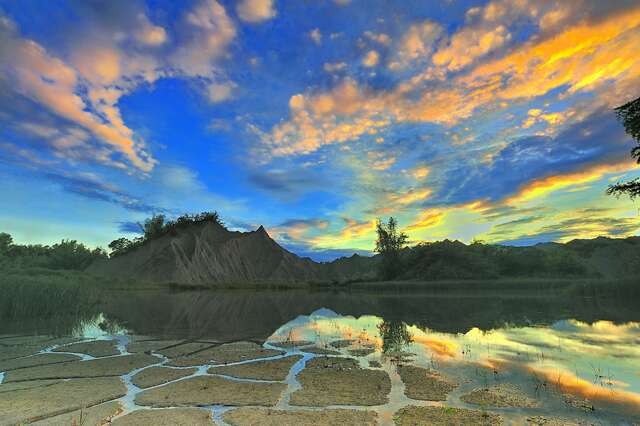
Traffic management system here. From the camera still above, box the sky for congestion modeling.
[0,0,639,261]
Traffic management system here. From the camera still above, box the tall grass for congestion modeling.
[0,268,102,319]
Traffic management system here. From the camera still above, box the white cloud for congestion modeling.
[309,28,322,45]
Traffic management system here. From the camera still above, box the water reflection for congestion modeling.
[2,287,640,423]
[268,309,640,421]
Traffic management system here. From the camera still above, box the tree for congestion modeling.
[0,232,12,254]
[108,238,132,257]
[139,214,166,240]
[608,96,640,199]
[375,217,408,280]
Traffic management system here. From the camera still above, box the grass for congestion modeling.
[0,268,103,319]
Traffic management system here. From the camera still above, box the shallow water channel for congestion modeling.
[1,288,639,425]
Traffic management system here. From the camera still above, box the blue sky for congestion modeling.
[1,0,639,261]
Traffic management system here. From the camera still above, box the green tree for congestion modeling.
[0,232,12,254]
[375,217,408,280]
[108,237,132,257]
[139,214,166,240]
[48,240,107,270]
[608,96,640,199]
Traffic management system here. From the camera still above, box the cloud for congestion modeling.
[236,0,276,23]
[43,171,160,213]
[362,50,380,67]
[134,13,168,46]
[432,24,510,72]
[117,221,143,234]
[174,0,237,75]
[270,218,330,242]
[324,62,347,73]
[248,168,323,199]
[0,0,239,175]
[259,3,640,160]
[309,28,322,45]
[443,109,634,206]
[0,19,155,172]
[389,20,442,69]
[207,81,236,103]
[363,31,391,45]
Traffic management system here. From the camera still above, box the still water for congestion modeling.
[1,288,639,425]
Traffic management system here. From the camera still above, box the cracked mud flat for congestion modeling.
[31,401,122,425]
[3,354,158,382]
[52,340,120,357]
[460,383,539,408]
[168,341,284,366]
[210,354,302,380]
[270,340,313,348]
[112,408,213,425]
[223,408,378,425]
[300,346,341,355]
[0,353,79,371]
[525,415,582,425]
[0,377,125,425]
[290,357,391,406]
[135,375,287,407]
[131,366,197,388]
[126,338,183,353]
[393,405,502,426]
[397,365,457,401]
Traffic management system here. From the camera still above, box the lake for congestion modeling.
[1,287,639,425]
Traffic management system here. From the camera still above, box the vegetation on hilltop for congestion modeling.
[109,211,223,257]
[608,96,640,199]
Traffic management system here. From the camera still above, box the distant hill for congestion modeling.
[87,218,640,286]
[395,236,640,281]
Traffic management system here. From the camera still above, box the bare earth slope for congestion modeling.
[88,223,344,286]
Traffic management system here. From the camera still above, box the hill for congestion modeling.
[87,221,371,286]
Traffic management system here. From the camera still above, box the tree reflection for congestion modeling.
[378,319,413,354]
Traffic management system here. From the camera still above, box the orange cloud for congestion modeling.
[505,162,634,205]
[406,210,444,232]
[388,188,432,206]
